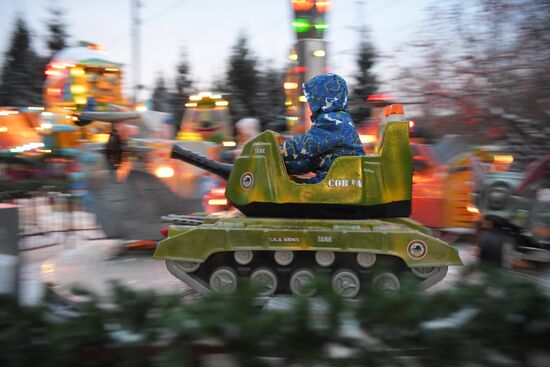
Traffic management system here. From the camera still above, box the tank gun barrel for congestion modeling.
[171,144,233,180]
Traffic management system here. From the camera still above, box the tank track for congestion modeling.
[166,250,448,298]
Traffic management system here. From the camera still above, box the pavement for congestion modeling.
[19,232,190,305]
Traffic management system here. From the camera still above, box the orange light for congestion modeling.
[211,187,226,195]
[208,199,228,206]
[45,69,61,76]
[316,0,331,12]
[384,104,404,116]
[493,155,514,164]
[47,88,62,96]
[291,0,314,11]
[368,93,393,101]
[155,166,175,178]
[359,134,376,144]
[284,82,299,90]
[389,104,404,115]
[466,204,480,214]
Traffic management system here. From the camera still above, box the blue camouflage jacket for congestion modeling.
[281,73,365,183]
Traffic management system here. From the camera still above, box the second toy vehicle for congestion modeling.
[154,105,462,298]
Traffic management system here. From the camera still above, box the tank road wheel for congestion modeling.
[289,269,315,296]
[209,267,238,294]
[274,251,294,266]
[250,268,278,297]
[315,251,335,267]
[332,270,360,299]
[371,272,401,292]
[410,266,448,279]
[357,252,376,268]
[234,250,253,265]
[174,261,200,273]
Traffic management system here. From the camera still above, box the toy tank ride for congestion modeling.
[154,105,462,298]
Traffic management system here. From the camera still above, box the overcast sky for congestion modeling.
[0,0,434,97]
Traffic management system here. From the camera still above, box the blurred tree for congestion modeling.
[350,27,379,124]
[257,65,286,131]
[0,17,46,106]
[151,73,171,112]
[225,34,262,126]
[395,0,550,163]
[44,3,69,58]
[169,49,193,131]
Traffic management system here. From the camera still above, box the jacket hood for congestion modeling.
[302,73,349,114]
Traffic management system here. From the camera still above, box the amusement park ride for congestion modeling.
[154,104,462,297]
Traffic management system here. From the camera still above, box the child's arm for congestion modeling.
[281,123,341,161]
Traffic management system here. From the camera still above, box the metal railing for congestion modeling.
[1,191,104,250]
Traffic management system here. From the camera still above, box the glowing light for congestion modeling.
[199,91,212,97]
[45,69,61,76]
[368,93,393,101]
[51,63,65,69]
[0,126,8,132]
[312,49,326,57]
[28,106,44,111]
[493,155,514,164]
[75,97,87,105]
[211,188,226,195]
[41,261,55,277]
[316,0,332,12]
[41,112,53,117]
[286,116,299,121]
[291,0,314,11]
[284,82,299,90]
[466,204,480,214]
[155,166,175,178]
[211,94,222,100]
[314,22,329,30]
[47,87,62,96]
[215,100,229,107]
[359,134,376,144]
[70,68,85,77]
[185,102,197,108]
[208,198,228,206]
[105,68,119,72]
[289,53,298,61]
[0,110,18,116]
[293,66,307,73]
[285,100,293,106]
[292,18,311,33]
[409,120,415,129]
[222,141,236,147]
[135,103,148,112]
[70,84,86,94]
[37,149,52,153]
[189,95,201,101]
[298,96,307,102]
[41,122,53,130]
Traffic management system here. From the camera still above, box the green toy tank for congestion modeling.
[154,105,462,297]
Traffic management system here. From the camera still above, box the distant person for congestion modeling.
[280,73,365,183]
[235,117,261,148]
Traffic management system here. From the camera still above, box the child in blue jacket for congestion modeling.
[281,73,365,183]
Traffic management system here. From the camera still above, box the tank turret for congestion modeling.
[169,104,412,219]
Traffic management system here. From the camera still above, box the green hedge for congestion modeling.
[1,266,549,366]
